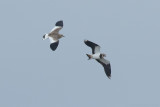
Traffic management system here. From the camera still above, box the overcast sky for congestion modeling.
[0,0,160,107]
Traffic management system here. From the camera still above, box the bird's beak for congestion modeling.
[62,35,65,37]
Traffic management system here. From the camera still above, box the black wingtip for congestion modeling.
[96,60,111,79]
[105,64,111,79]
[55,20,63,27]
[107,75,111,79]
[84,40,99,47]
[50,41,59,51]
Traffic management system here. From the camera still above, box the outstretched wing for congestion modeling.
[55,20,63,27]
[50,20,63,34]
[84,40,100,54]
[50,40,59,51]
[96,58,111,79]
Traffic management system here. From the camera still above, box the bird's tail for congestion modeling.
[86,54,92,60]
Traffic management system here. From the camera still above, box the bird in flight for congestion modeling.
[84,40,111,79]
[43,20,64,51]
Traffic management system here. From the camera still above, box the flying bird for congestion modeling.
[43,20,64,51]
[84,40,111,79]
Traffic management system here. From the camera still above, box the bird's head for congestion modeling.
[103,54,106,57]
[58,34,65,39]
[100,53,106,58]
[61,34,65,38]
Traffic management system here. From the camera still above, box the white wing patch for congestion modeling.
[99,58,110,65]
[94,46,101,54]
[48,37,57,43]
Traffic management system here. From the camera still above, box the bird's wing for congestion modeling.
[50,20,63,34]
[84,40,100,54]
[94,46,100,54]
[55,20,63,27]
[48,36,58,43]
[96,58,111,79]
[50,40,59,51]
[50,26,62,34]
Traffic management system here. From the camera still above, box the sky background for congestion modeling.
[0,0,160,107]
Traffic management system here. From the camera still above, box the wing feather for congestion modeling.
[96,58,111,79]
[84,40,100,54]
[50,20,63,34]
[55,20,63,27]
[50,26,62,34]
[50,40,59,51]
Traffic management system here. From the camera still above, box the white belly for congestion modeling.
[92,53,100,59]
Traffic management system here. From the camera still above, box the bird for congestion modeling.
[43,20,64,51]
[84,40,111,79]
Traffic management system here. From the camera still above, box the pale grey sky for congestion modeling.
[0,0,160,107]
